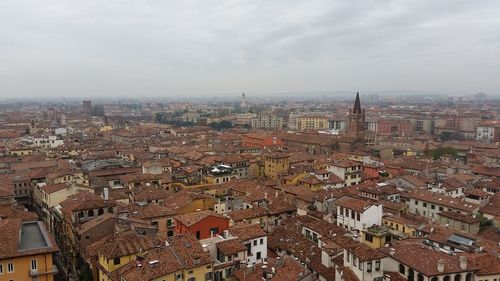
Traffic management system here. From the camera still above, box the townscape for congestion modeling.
[0,92,498,281]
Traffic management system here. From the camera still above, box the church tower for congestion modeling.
[347,92,365,139]
[241,93,247,109]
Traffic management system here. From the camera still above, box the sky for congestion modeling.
[1,0,500,99]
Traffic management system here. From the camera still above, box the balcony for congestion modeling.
[30,265,59,277]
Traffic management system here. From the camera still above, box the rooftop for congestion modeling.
[0,219,59,259]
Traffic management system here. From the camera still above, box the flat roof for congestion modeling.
[19,221,52,251]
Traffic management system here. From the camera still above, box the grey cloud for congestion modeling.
[0,0,499,98]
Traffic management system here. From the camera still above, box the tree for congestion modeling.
[426,146,458,160]
[208,120,233,131]
[154,112,165,123]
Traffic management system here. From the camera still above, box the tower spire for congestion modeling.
[353,92,362,114]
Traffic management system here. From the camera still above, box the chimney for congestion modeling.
[437,259,445,273]
[459,256,467,270]
[246,264,253,274]
[103,187,109,201]
[389,248,396,256]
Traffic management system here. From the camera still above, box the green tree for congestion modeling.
[426,146,458,160]
[208,120,233,131]
[154,112,165,123]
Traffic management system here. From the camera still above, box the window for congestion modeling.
[7,262,13,273]
[113,257,120,265]
[353,256,357,267]
[260,238,264,245]
[346,252,350,262]
[205,272,213,281]
[375,260,380,271]
[88,209,94,217]
[357,213,360,221]
[257,252,261,260]
[423,203,427,207]
[209,227,219,236]
[365,233,373,242]
[367,261,372,272]
[431,205,435,210]
[254,240,257,246]
[31,259,37,270]
[187,278,196,281]
[399,264,405,274]
[0,264,2,274]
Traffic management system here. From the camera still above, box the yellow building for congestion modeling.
[164,189,217,215]
[7,146,34,156]
[264,153,290,179]
[282,173,308,185]
[382,214,427,239]
[105,234,214,281]
[0,219,59,281]
[361,225,393,249]
[296,115,330,131]
[89,232,162,281]
[300,174,323,191]
[99,125,113,132]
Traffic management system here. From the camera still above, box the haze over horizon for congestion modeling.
[1,0,500,99]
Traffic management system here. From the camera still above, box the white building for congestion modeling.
[336,243,387,281]
[476,121,500,143]
[336,196,383,233]
[402,190,479,220]
[327,160,362,186]
[251,115,283,130]
[236,113,257,126]
[379,242,478,281]
[54,127,67,136]
[228,224,268,264]
[33,135,64,148]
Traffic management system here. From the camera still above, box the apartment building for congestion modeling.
[402,190,479,219]
[327,160,362,186]
[296,115,330,131]
[336,196,383,233]
[0,219,59,281]
[251,115,283,130]
[476,120,500,143]
[264,152,290,179]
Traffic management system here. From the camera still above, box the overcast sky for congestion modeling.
[1,0,499,99]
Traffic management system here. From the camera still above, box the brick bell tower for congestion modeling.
[347,92,365,139]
